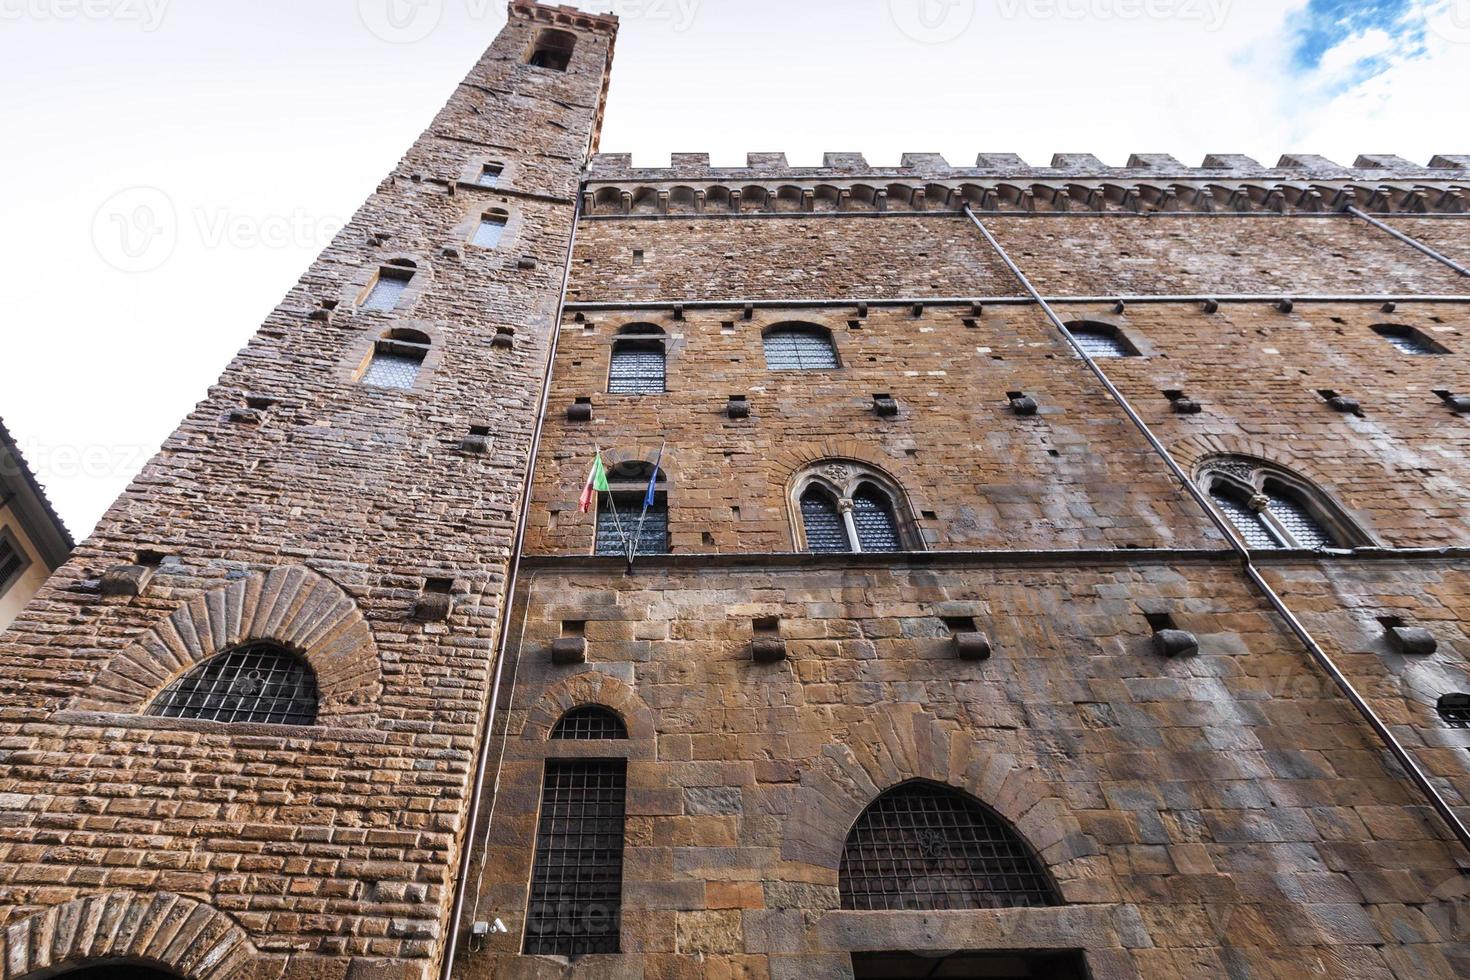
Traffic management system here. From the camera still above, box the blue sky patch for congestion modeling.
[1289,0,1428,93]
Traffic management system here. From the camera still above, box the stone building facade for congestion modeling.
[4,4,1470,979]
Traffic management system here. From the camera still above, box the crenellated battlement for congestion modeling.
[580,151,1470,217]
[509,0,619,33]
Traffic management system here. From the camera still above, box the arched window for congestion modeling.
[791,461,919,553]
[147,642,318,726]
[361,328,430,389]
[763,324,839,371]
[608,325,666,395]
[362,262,415,313]
[596,460,668,558]
[1373,324,1444,355]
[473,210,509,248]
[839,782,1061,911]
[526,28,576,70]
[552,705,628,740]
[1065,321,1137,359]
[1200,456,1366,551]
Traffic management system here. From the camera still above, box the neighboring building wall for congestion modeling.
[0,505,49,630]
[0,422,73,631]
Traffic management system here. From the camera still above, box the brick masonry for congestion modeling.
[2,2,1470,979]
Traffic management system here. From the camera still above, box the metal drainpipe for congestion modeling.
[438,182,586,979]
[1346,206,1470,277]
[961,204,1470,853]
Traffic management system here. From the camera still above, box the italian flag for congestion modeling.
[579,453,609,513]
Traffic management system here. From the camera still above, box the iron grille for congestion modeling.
[524,760,626,957]
[1211,488,1282,550]
[362,350,423,390]
[474,215,507,248]
[1379,329,1436,355]
[1266,491,1333,549]
[801,491,850,553]
[478,165,503,188]
[764,328,838,371]
[1439,694,1470,725]
[147,643,318,726]
[852,487,901,553]
[608,344,666,394]
[1070,328,1131,359]
[0,537,23,592]
[552,706,628,740]
[362,273,409,312]
[839,783,1059,912]
[596,497,668,557]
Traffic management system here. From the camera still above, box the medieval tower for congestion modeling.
[4,3,1470,978]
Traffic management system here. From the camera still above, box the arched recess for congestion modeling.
[782,453,924,553]
[72,566,381,726]
[778,706,1093,904]
[522,671,656,742]
[0,892,257,980]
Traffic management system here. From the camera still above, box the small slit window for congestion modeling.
[763,324,839,371]
[1439,694,1470,726]
[146,642,318,726]
[362,266,413,313]
[523,759,625,957]
[1373,324,1443,355]
[608,326,666,395]
[527,28,576,70]
[1066,322,1136,359]
[362,329,430,390]
[839,782,1061,911]
[552,705,628,740]
[477,164,503,188]
[473,211,509,248]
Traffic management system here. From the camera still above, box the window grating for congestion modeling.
[147,643,318,726]
[0,535,24,593]
[801,489,850,553]
[1211,487,1282,550]
[1439,694,1470,725]
[764,328,838,371]
[1070,328,1131,359]
[1377,328,1437,355]
[552,706,628,740]
[524,760,625,957]
[840,783,1059,912]
[852,486,902,553]
[1266,490,1334,549]
[362,351,423,390]
[596,497,668,557]
[362,273,409,312]
[478,165,503,188]
[608,343,666,394]
[474,214,507,248]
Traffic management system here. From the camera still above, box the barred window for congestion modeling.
[552,706,628,740]
[596,498,667,557]
[608,340,666,394]
[146,642,318,726]
[1210,487,1281,550]
[362,267,413,312]
[852,485,901,553]
[527,28,576,70]
[1440,694,1470,725]
[362,329,430,390]
[474,211,508,248]
[523,760,626,957]
[0,530,26,596]
[764,325,839,371]
[801,487,850,554]
[1067,323,1135,359]
[840,782,1060,911]
[1201,457,1358,551]
[1265,490,1332,550]
[1374,324,1442,355]
[478,164,503,188]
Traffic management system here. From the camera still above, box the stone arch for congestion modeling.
[778,705,1094,903]
[1169,434,1350,499]
[522,671,656,741]
[0,892,257,980]
[73,566,381,726]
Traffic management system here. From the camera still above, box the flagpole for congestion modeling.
[631,441,666,572]
[591,444,633,563]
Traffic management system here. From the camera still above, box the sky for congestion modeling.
[0,0,1466,537]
